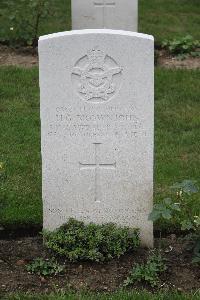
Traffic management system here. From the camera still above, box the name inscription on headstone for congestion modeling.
[48,106,144,139]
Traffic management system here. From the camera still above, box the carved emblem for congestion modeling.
[72,47,122,103]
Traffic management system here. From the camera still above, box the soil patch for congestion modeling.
[0,45,200,69]
[157,50,200,69]
[0,45,38,68]
[0,235,199,295]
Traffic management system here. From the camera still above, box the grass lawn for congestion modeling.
[3,291,200,300]
[0,0,199,44]
[0,67,42,228]
[139,0,200,42]
[0,66,199,229]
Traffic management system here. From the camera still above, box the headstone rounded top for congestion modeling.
[39,29,154,42]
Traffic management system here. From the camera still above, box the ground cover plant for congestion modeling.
[0,67,199,230]
[0,0,199,46]
[43,219,139,262]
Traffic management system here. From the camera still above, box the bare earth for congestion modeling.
[157,50,200,70]
[0,46,38,68]
[0,46,199,69]
[0,235,200,295]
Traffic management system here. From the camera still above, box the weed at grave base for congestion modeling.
[124,250,167,288]
[149,180,200,264]
[26,257,64,277]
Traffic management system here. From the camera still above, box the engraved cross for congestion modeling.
[79,143,116,203]
[93,0,116,28]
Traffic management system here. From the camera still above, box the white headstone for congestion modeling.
[39,29,154,247]
[72,0,138,32]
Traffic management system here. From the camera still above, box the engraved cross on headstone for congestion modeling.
[94,0,116,28]
[79,143,116,203]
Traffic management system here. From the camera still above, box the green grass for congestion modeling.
[139,0,200,42]
[0,67,200,229]
[155,69,200,207]
[155,69,200,229]
[0,0,199,44]
[3,291,200,300]
[0,67,42,227]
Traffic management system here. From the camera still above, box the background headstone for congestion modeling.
[39,29,154,247]
[72,0,138,31]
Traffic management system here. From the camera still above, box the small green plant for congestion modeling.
[124,251,167,287]
[43,219,140,262]
[149,197,181,221]
[26,257,64,276]
[149,180,200,263]
[162,35,200,59]
[0,0,50,47]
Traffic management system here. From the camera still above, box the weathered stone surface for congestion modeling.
[72,0,138,32]
[39,29,154,247]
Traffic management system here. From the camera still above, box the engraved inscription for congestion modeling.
[79,143,116,203]
[94,0,116,28]
[72,47,122,103]
[48,105,144,139]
